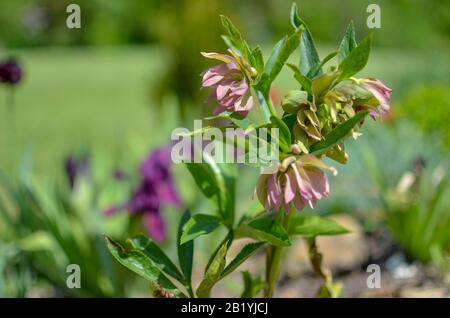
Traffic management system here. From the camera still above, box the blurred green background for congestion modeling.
[0,0,449,297]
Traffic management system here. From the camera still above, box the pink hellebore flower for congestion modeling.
[201,51,256,116]
[360,78,392,118]
[256,154,337,212]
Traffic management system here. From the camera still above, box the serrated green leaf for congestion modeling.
[128,234,184,283]
[308,51,338,78]
[291,3,321,78]
[310,110,369,155]
[105,236,186,298]
[220,15,242,43]
[287,63,312,93]
[237,217,291,247]
[241,271,265,298]
[269,115,292,153]
[256,29,302,94]
[205,111,253,130]
[180,214,221,244]
[338,33,372,81]
[338,21,357,63]
[289,215,350,237]
[300,29,321,78]
[220,15,252,62]
[290,2,302,29]
[253,90,273,123]
[185,152,235,224]
[221,242,264,278]
[196,241,229,298]
[177,125,229,137]
[177,210,193,289]
[221,35,240,54]
[252,46,264,74]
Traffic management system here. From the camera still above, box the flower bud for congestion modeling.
[281,90,309,113]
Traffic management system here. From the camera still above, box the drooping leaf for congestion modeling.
[177,210,193,289]
[180,214,222,244]
[338,33,372,81]
[310,110,369,155]
[105,236,186,298]
[221,242,265,278]
[338,21,357,63]
[128,234,184,283]
[196,241,229,298]
[289,215,350,237]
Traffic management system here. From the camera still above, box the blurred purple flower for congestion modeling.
[140,146,181,207]
[104,146,181,242]
[142,213,166,243]
[113,169,126,181]
[0,59,22,85]
[65,154,90,189]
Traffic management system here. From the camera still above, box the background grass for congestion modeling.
[0,47,163,176]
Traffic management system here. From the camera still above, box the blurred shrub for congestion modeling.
[398,85,450,148]
[316,119,449,268]
[0,0,158,47]
[0,157,132,297]
[383,165,449,267]
[151,0,225,119]
[0,0,449,49]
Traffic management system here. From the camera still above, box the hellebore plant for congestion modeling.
[105,3,391,298]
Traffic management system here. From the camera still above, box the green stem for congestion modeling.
[266,94,277,117]
[264,208,294,297]
[186,284,195,298]
[5,88,16,174]
[252,88,277,121]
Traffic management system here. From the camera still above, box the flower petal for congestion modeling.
[201,52,236,63]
